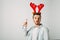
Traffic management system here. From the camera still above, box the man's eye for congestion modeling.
[35,17,36,19]
[38,18,39,19]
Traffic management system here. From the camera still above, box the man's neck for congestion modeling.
[35,24,40,28]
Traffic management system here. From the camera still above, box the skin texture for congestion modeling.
[33,15,41,27]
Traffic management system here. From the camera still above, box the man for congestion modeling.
[21,2,49,40]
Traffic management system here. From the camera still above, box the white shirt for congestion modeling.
[32,27,39,40]
[21,25,49,40]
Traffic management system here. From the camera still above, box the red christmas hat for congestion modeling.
[30,2,44,14]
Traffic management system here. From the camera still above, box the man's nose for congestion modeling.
[36,19,39,21]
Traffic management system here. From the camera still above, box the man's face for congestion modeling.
[33,15,41,25]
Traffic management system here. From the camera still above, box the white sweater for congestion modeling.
[21,25,49,40]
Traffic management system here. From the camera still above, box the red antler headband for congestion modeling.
[30,2,44,14]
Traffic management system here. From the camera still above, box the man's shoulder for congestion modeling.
[39,25,49,32]
[42,26,49,32]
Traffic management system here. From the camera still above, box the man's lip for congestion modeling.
[36,21,39,22]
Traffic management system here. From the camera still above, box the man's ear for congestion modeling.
[32,15,34,18]
[32,16,34,20]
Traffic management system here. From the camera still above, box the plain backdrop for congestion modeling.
[0,0,60,40]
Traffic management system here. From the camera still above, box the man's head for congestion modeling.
[33,13,41,25]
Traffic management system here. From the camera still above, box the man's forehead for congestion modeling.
[34,15,40,17]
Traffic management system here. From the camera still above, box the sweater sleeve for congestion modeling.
[20,25,32,36]
[20,25,27,32]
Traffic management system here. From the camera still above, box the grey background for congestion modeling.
[0,0,60,40]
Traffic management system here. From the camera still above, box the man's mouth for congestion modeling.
[36,21,39,22]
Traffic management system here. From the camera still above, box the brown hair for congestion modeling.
[33,12,41,18]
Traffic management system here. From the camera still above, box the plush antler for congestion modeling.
[30,2,37,13]
[30,2,44,14]
[38,4,44,13]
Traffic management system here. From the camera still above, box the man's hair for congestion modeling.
[33,13,41,18]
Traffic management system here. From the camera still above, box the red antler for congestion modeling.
[38,4,44,13]
[30,2,44,14]
[30,2,37,13]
